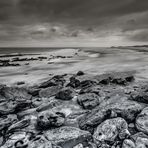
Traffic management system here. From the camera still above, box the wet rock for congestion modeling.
[55,88,74,100]
[77,71,85,76]
[39,86,62,98]
[39,75,66,88]
[45,126,92,148]
[93,117,130,146]
[136,107,148,134]
[16,81,25,86]
[73,143,83,148]
[67,77,81,88]
[37,110,65,129]
[78,95,145,132]
[77,93,102,109]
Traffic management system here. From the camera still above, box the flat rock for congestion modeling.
[39,86,62,98]
[45,126,92,148]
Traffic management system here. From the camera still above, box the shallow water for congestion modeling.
[0,47,148,85]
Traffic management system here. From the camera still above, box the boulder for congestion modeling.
[77,71,85,76]
[39,86,62,98]
[45,126,92,148]
[122,139,135,148]
[55,88,74,100]
[77,93,102,109]
[136,107,148,134]
[93,117,130,146]
[37,110,65,129]
[78,95,145,132]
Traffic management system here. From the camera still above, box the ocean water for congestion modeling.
[0,47,148,85]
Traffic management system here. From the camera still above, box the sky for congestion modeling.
[0,0,148,47]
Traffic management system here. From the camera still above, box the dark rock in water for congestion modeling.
[28,87,40,96]
[77,71,85,76]
[55,88,73,100]
[16,81,25,86]
[39,86,62,98]
[136,107,148,134]
[37,110,65,129]
[45,126,92,148]
[78,95,145,132]
[93,117,130,146]
[67,77,81,88]
[39,75,66,88]
[77,93,102,109]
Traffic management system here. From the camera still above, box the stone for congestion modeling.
[39,75,66,88]
[55,88,73,100]
[0,86,32,101]
[77,71,85,76]
[37,110,65,129]
[136,107,148,134]
[39,86,62,98]
[122,139,135,148]
[78,95,145,132]
[45,126,92,148]
[93,118,130,146]
[77,93,102,109]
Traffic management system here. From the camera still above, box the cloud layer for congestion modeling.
[0,0,148,46]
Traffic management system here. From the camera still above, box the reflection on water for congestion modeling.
[0,47,148,85]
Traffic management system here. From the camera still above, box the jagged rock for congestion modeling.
[136,107,148,134]
[55,88,74,100]
[77,93,102,109]
[78,95,145,132]
[73,143,84,148]
[93,117,130,146]
[37,110,65,129]
[122,139,135,148]
[45,126,92,148]
[67,77,81,88]
[39,75,66,88]
[39,86,62,98]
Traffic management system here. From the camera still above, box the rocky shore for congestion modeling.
[1,70,148,147]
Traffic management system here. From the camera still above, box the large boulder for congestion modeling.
[77,93,102,109]
[136,107,148,134]
[93,117,130,146]
[37,110,65,130]
[78,95,145,132]
[45,126,92,148]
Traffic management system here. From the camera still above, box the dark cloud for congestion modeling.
[0,0,148,46]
